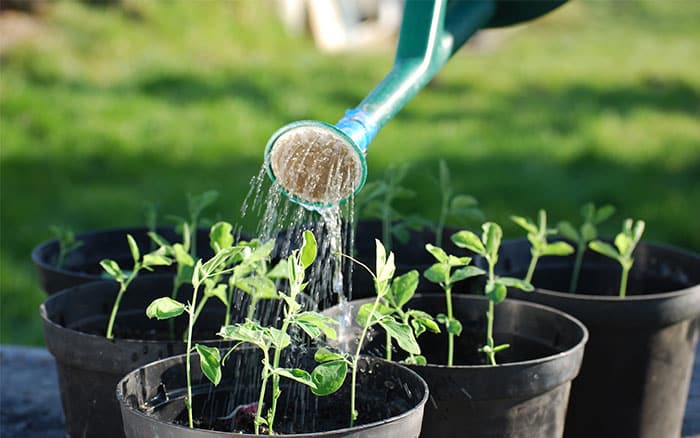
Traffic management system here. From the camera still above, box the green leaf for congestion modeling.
[217,322,267,347]
[581,203,595,222]
[294,312,338,340]
[142,252,172,268]
[445,318,463,336]
[632,220,646,243]
[172,243,195,267]
[146,297,186,319]
[195,344,221,386]
[557,221,579,242]
[391,270,419,308]
[482,222,502,261]
[447,255,471,267]
[379,318,421,355]
[614,233,632,256]
[267,260,289,279]
[300,230,317,269]
[315,348,346,363]
[311,360,347,396]
[403,355,427,365]
[236,276,278,300]
[356,302,393,326]
[541,241,575,256]
[588,240,620,261]
[511,216,538,234]
[450,266,485,283]
[268,327,291,349]
[126,234,140,264]
[581,222,597,243]
[375,240,395,284]
[408,310,440,336]
[450,194,478,211]
[594,205,616,224]
[147,232,171,249]
[274,368,316,389]
[498,277,534,291]
[100,259,123,281]
[492,344,511,353]
[485,282,507,304]
[425,243,448,263]
[423,263,449,284]
[192,259,203,287]
[451,230,485,255]
[209,222,234,251]
[204,283,228,306]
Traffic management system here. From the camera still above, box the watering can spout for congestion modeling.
[265,0,566,209]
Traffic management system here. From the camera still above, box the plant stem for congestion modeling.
[385,334,392,361]
[351,294,382,426]
[486,300,496,366]
[619,265,630,298]
[524,251,539,284]
[569,241,586,293]
[185,282,202,429]
[224,276,236,326]
[445,285,454,366]
[105,270,138,339]
[247,296,259,321]
[254,349,271,435]
[267,316,291,435]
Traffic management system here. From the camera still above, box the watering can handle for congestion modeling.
[336,0,496,152]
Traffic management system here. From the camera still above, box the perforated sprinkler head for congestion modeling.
[264,120,367,209]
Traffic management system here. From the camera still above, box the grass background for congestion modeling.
[1,0,699,346]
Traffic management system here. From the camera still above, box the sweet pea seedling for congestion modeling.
[424,243,484,366]
[511,210,575,284]
[452,223,533,365]
[433,160,484,247]
[588,219,645,298]
[100,234,172,339]
[49,225,83,269]
[339,240,427,425]
[558,203,615,293]
[215,231,345,435]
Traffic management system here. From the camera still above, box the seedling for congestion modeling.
[49,225,83,269]
[588,219,645,298]
[558,203,615,293]
[166,190,220,258]
[355,163,419,251]
[424,243,484,366]
[213,231,345,434]
[100,234,172,339]
[433,160,484,247]
[511,210,575,283]
[339,240,425,425]
[146,239,241,428]
[452,223,533,365]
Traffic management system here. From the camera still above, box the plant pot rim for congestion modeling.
[339,294,588,371]
[116,352,430,437]
[40,274,224,346]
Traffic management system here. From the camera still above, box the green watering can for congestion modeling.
[264,0,566,209]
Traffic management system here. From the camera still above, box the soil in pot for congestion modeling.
[324,294,588,438]
[118,349,429,437]
[41,274,266,438]
[499,239,700,438]
[33,226,249,294]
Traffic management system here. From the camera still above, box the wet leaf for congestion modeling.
[356,302,393,327]
[391,270,419,308]
[196,344,221,386]
[274,368,316,389]
[267,260,289,279]
[295,312,338,340]
[236,276,278,300]
[311,360,346,396]
[315,348,346,363]
[146,297,185,319]
[379,318,420,355]
[300,230,317,269]
[445,318,462,336]
[204,283,228,305]
[209,221,234,251]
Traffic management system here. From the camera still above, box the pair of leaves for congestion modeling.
[558,203,615,244]
[436,313,462,336]
[451,222,502,262]
[511,211,575,258]
[589,219,645,267]
[485,277,533,304]
[407,309,440,337]
[294,312,338,340]
[311,348,347,396]
[374,239,396,289]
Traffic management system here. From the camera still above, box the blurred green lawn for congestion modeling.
[1,0,699,345]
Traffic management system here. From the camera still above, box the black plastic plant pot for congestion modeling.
[499,239,700,438]
[324,294,588,438]
[32,226,248,294]
[40,274,243,438]
[117,348,429,437]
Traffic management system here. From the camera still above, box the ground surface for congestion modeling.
[1,1,699,345]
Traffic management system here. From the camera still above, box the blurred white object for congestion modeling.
[276,0,402,53]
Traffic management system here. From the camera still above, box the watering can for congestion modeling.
[264,0,566,209]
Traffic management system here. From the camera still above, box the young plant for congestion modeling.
[558,203,615,293]
[147,241,241,428]
[424,243,484,366]
[166,190,220,258]
[433,160,484,247]
[215,231,345,434]
[49,225,83,269]
[355,163,418,251]
[511,209,575,283]
[588,219,645,298]
[340,240,424,425]
[452,223,533,365]
[100,234,172,339]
